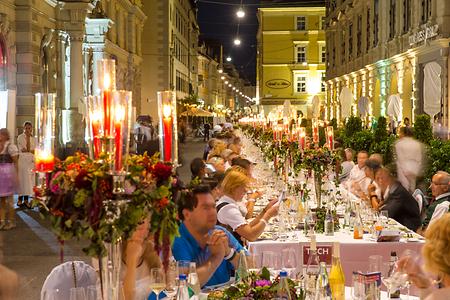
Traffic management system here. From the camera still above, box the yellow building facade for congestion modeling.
[257,7,326,116]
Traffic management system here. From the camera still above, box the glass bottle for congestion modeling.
[329,242,345,300]
[175,274,190,300]
[388,251,400,298]
[235,250,249,283]
[324,203,334,236]
[315,262,332,300]
[277,270,293,300]
[353,209,363,239]
[305,235,320,299]
[187,262,200,296]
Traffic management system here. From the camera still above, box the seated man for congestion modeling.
[172,185,244,288]
[375,166,421,231]
[345,151,370,194]
[422,171,450,229]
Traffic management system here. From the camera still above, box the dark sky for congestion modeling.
[197,0,259,85]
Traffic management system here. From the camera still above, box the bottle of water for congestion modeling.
[315,262,332,300]
[175,274,190,300]
[188,262,201,296]
[276,270,292,300]
[235,250,249,283]
[324,204,334,236]
[305,235,320,299]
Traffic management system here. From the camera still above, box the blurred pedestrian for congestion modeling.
[395,126,425,193]
[203,122,210,141]
[17,122,35,209]
[0,128,19,230]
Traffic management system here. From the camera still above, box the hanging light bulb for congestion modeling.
[236,8,245,18]
[226,56,232,62]
[234,38,241,46]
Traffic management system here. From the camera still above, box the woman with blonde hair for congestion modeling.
[216,170,278,242]
[398,213,450,299]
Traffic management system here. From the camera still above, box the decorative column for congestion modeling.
[58,1,94,155]
[85,17,113,95]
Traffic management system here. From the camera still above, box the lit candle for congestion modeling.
[298,127,306,150]
[163,104,173,161]
[35,150,55,173]
[114,104,125,171]
[91,109,102,159]
[327,126,334,150]
[312,118,319,145]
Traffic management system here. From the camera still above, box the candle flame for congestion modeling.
[36,149,54,161]
[103,73,111,90]
[114,105,126,123]
[163,104,172,118]
[92,109,103,122]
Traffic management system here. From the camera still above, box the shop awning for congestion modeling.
[357,96,370,117]
[339,87,353,118]
[387,94,402,121]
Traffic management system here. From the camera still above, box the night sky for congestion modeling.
[197,0,259,85]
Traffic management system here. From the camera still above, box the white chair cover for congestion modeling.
[41,261,97,300]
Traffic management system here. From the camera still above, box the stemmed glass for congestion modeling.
[305,211,317,236]
[150,268,166,300]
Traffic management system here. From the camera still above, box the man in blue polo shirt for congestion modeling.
[172,185,245,288]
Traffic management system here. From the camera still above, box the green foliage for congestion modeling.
[369,135,396,165]
[414,114,433,144]
[344,116,363,137]
[344,131,374,154]
[374,116,388,142]
[425,139,450,185]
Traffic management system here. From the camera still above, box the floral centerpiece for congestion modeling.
[34,152,178,269]
[207,268,305,300]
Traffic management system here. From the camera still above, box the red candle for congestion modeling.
[114,121,122,171]
[103,90,112,136]
[35,152,55,173]
[298,127,306,150]
[327,126,334,150]
[163,117,172,161]
[92,119,101,159]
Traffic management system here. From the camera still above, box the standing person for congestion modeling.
[17,122,35,208]
[203,122,211,141]
[0,128,19,230]
[395,127,425,193]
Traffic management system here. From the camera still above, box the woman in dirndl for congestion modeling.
[0,128,19,230]
[17,121,35,209]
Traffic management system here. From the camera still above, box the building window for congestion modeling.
[389,0,396,40]
[321,72,326,92]
[348,22,353,60]
[296,16,306,30]
[366,8,371,52]
[320,46,326,63]
[403,0,411,33]
[374,0,379,46]
[341,30,346,65]
[421,0,432,24]
[320,16,326,30]
[294,75,307,93]
[357,15,362,56]
[295,45,306,63]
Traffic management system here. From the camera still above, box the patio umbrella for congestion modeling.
[387,94,402,121]
[339,87,353,118]
[357,96,370,117]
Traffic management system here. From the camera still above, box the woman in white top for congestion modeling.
[17,121,35,208]
[398,214,450,299]
[216,170,278,242]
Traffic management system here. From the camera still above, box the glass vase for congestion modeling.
[314,170,322,208]
[99,239,122,300]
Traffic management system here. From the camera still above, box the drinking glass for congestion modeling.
[248,252,261,273]
[69,287,86,300]
[281,248,297,279]
[176,260,190,276]
[43,289,61,300]
[262,251,274,273]
[368,255,383,273]
[307,212,317,236]
[165,259,178,299]
[86,285,98,300]
[150,268,166,300]
[380,210,389,225]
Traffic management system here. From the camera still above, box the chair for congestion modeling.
[41,261,97,300]
[412,188,428,220]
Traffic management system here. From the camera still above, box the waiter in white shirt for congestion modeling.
[17,121,35,208]
[345,151,370,195]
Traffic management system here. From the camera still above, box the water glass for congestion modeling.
[368,255,383,273]
[262,251,274,271]
[281,248,297,278]
[86,285,98,300]
[176,260,190,276]
[69,287,86,300]
[247,252,261,273]
[380,210,389,225]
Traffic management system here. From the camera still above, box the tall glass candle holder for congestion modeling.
[157,91,178,164]
[326,126,334,150]
[97,59,116,138]
[86,95,104,159]
[312,118,319,145]
[298,127,306,150]
[34,93,56,198]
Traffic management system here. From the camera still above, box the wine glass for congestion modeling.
[69,287,86,300]
[380,210,389,226]
[150,268,166,300]
[307,212,317,236]
[381,262,395,297]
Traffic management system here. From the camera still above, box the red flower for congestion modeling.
[150,162,172,183]
[158,197,169,209]
[50,209,64,217]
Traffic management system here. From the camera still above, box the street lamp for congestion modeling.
[236,8,245,18]
[234,38,241,46]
